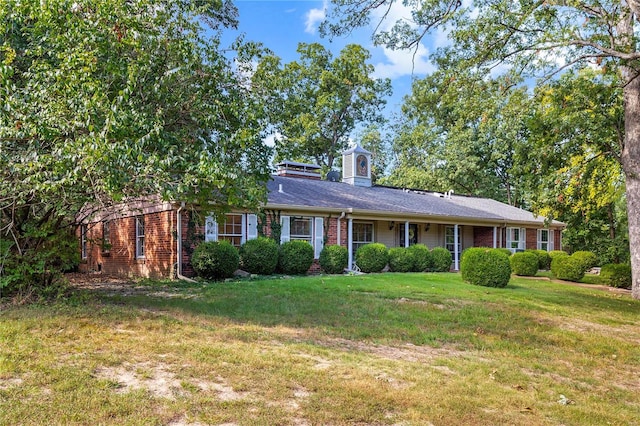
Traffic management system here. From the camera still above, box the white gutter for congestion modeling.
[337,211,346,246]
[176,202,196,283]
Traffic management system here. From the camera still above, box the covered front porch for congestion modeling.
[336,214,505,271]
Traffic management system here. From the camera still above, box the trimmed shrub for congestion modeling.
[319,245,348,274]
[279,240,314,275]
[510,251,539,276]
[549,250,568,261]
[496,248,513,257]
[388,247,415,272]
[191,241,239,280]
[530,249,552,270]
[431,247,453,272]
[239,237,279,275]
[461,248,511,288]
[355,243,389,273]
[407,244,433,272]
[600,263,632,289]
[554,256,585,282]
[571,250,598,272]
[550,252,570,277]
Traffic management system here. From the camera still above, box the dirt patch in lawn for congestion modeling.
[94,361,248,401]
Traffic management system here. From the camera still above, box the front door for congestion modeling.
[399,223,418,247]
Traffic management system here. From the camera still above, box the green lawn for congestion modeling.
[1,273,639,425]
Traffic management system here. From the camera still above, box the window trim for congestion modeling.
[102,220,111,253]
[218,213,244,247]
[537,229,550,251]
[352,221,374,256]
[289,216,314,244]
[444,225,461,257]
[506,227,525,252]
[80,224,87,259]
[135,216,145,259]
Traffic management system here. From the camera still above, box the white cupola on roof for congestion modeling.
[342,144,372,187]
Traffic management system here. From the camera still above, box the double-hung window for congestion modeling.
[135,216,145,258]
[218,214,244,247]
[290,217,313,244]
[352,222,374,257]
[537,229,553,251]
[506,227,525,252]
[280,215,324,259]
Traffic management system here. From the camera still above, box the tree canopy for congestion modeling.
[252,42,392,171]
[326,0,640,298]
[0,0,272,293]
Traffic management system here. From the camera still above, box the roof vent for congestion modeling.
[326,170,340,182]
[276,161,322,180]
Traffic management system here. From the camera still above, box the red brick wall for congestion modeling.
[473,227,494,247]
[555,229,562,251]
[79,209,176,279]
[526,228,538,250]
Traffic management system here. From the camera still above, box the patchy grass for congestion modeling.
[1,273,639,425]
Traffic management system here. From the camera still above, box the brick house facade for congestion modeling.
[79,146,564,278]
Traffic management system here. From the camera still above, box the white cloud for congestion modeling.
[263,132,281,148]
[304,0,328,34]
[372,44,435,79]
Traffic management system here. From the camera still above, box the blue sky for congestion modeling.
[225,0,444,121]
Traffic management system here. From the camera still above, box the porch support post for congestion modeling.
[454,224,460,271]
[348,218,353,270]
[404,221,410,248]
[493,226,497,248]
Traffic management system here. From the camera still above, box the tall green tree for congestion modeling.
[385,69,529,205]
[253,43,391,170]
[326,0,640,299]
[0,0,272,294]
[524,68,628,263]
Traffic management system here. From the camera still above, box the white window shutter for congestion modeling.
[240,214,247,245]
[549,230,555,251]
[205,216,218,242]
[506,228,512,249]
[314,217,324,259]
[280,216,290,243]
[247,214,258,241]
[520,228,526,250]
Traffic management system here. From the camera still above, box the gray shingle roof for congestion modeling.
[267,176,564,227]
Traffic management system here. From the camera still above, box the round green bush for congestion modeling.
[279,240,314,275]
[388,247,415,272]
[600,263,632,289]
[554,256,585,282]
[549,250,568,261]
[239,237,279,275]
[319,245,348,274]
[407,244,433,272]
[431,247,452,272]
[571,250,598,272]
[355,243,389,273]
[460,248,511,288]
[191,241,239,280]
[550,252,570,277]
[530,249,552,270]
[496,248,513,257]
[510,251,539,276]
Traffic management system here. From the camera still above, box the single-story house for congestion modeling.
[78,145,564,278]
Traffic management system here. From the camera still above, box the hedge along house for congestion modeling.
[78,145,564,278]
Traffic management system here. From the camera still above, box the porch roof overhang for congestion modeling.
[266,176,565,230]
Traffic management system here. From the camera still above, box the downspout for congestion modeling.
[176,202,196,282]
[337,211,346,246]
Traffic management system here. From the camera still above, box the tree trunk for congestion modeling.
[622,70,640,299]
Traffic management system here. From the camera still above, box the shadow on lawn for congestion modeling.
[71,274,640,351]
